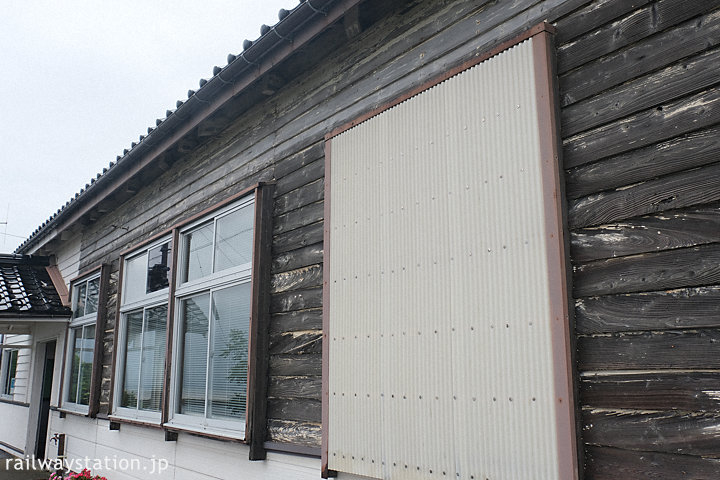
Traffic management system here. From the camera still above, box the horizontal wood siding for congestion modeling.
[555,0,720,475]
[66,0,608,452]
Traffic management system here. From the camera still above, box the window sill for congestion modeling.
[162,422,246,443]
[0,397,29,408]
[57,407,90,418]
[107,415,163,430]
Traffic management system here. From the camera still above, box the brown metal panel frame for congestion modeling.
[321,139,335,478]
[247,183,274,460]
[532,29,580,480]
[88,264,110,417]
[321,21,580,479]
[326,23,556,141]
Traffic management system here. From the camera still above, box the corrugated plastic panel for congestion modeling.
[328,37,563,479]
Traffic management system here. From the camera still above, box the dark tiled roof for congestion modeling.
[0,255,71,317]
[15,0,339,254]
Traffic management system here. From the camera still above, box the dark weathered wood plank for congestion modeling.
[269,354,322,376]
[562,48,720,137]
[568,162,720,229]
[580,372,720,412]
[573,243,720,297]
[570,205,720,262]
[271,264,323,294]
[270,286,323,314]
[578,330,720,371]
[274,159,324,197]
[267,398,321,423]
[583,409,720,457]
[269,332,322,355]
[554,0,652,44]
[268,376,322,400]
[272,243,323,274]
[273,201,324,236]
[563,88,720,169]
[273,141,324,180]
[557,0,716,74]
[266,419,321,447]
[272,221,323,254]
[585,445,720,480]
[274,179,324,216]
[576,286,720,334]
[270,308,323,335]
[565,126,720,199]
[559,9,720,106]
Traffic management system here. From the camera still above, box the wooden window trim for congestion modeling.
[111,236,171,422]
[59,265,109,418]
[109,183,274,454]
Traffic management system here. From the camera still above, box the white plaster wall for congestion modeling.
[47,414,321,480]
[0,401,29,454]
[55,231,82,290]
[2,334,32,403]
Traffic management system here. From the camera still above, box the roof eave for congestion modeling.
[17,0,361,255]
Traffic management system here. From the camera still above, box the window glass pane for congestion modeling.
[178,293,210,415]
[73,283,87,319]
[147,243,171,293]
[85,277,100,315]
[138,305,167,411]
[67,327,82,403]
[183,223,214,283]
[213,206,253,273]
[121,311,143,408]
[77,325,95,406]
[208,283,250,420]
[124,254,147,305]
[3,350,18,395]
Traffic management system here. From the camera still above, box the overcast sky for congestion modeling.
[0,0,291,252]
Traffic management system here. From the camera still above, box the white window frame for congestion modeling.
[113,236,171,423]
[1,348,19,398]
[62,272,101,413]
[167,195,254,438]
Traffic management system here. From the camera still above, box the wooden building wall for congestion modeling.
[54,0,720,474]
[554,0,720,477]
[70,0,594,453]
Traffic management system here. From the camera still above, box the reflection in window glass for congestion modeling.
[85,278,100,315]
[214,207,253,273]
[73,283,87,319]
[147,243,171,293]
[179,294,210,415]
[67,325,95,405]
[121,312,143,408]
[139,306,167,411]
[124,254,147,305]
[209,283,250,419]
[183,223,213,283]
[121,306,167,412]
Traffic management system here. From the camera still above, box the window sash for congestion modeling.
[171,281,251,432]
[72,275,100,322]
[121,238,172,311]
[65,324,95,407]
[2,350,18,396]
[115,303,167,422]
